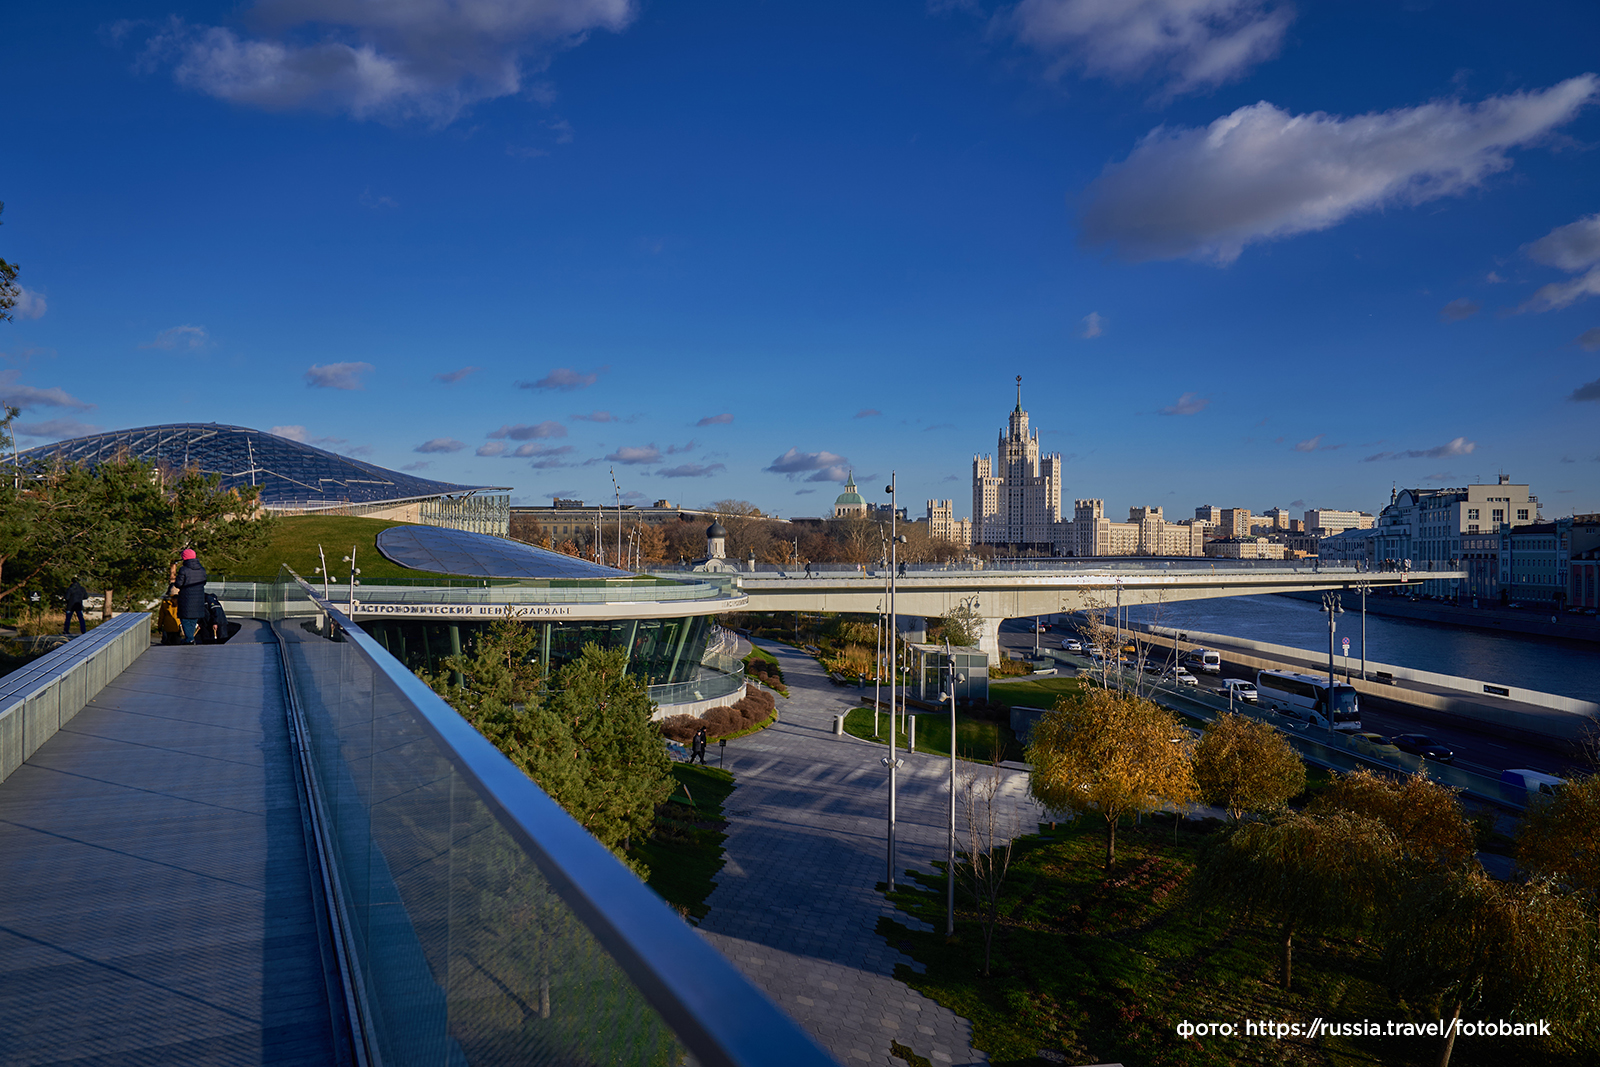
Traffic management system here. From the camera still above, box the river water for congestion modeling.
[1123,595,1600,704]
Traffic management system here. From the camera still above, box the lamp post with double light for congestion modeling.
[1321,592,1343,738]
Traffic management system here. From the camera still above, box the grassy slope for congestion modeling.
[986,676,1085,709]
[844,707,1025,764]
[880,817,1586,1067]
[220,515,455,581]
[634,764,737,924]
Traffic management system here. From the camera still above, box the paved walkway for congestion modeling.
[0,621,338,1066]
[697,638,1042,1067]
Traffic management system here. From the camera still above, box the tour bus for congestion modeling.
[1256,669,1361,731]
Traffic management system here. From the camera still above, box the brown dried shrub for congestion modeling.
[657,714,701,743]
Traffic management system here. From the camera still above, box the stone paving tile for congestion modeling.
[698,637,1042,1067]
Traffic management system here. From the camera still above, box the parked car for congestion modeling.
[1061,638,1083,653]
[1219,679,1258,703]
[1500,769,1565,798]
[1393,733,1455,763]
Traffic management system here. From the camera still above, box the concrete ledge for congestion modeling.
[0,613,151,785]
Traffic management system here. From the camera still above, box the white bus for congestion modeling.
[1256,670,1361,731]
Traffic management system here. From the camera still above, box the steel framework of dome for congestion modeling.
[15,423,509,512]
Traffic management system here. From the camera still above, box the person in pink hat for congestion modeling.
[172,548,208,644]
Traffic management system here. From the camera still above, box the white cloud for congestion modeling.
[658,463,726,478]
[854,409,881,419]
[1293,434,1324,452]
[304,361,373,389]
[414,437,465,453]
[433,365,479,383]
[1081,75,1600,264]
[0,370,94,410]
[11,287,47,320]
[518,365,603,391]
[401,461,431,470]
[1518,268,1600,314]
[141,324,208,350]
[1159,391,1209,415]
[607,445,661,465]
[271,424,310,442]
[13,418,101,440]
[1525,213,1600,272]
[571,410,615,422]
[133,1,635,126]
[696,412,734,426]
[1005,0,1293,97]
[1570,378,1600,403]
[487,421,566,440]
[765,447,850,478]
[1080,311,1105,338]
[1439,298,1480,322]
[1363,437,1476,461]
[476,442,506,457]
[1577,327,1600,351]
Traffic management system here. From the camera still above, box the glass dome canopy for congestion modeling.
[376,525,635,580]
[15,423,508,510]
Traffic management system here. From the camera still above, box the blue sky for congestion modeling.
[4,0,1599,521]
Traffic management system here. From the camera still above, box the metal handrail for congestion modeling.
[287,577,837,1067]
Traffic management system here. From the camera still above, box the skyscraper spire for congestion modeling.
[1015,374,1022,413]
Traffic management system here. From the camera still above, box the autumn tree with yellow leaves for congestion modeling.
[1191,712,1306,821]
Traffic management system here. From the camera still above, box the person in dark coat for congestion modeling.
[63,578,89,635]
[173,549,208,645]
[691,726,708,765]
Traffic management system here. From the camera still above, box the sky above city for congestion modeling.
[4,0,1599,521]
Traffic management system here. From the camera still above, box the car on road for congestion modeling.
[1219,678,1258,703]
[1060,638,1083,653]
[1350,732,1400,758]
[1183,648,1223,674]
[1169,667,1199,686]
[1500,769,1565,798]
[1142,660,1164,674]
[1392,733,1455,763]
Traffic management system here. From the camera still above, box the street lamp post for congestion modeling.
[883,473,908,890]
[1356,581,1369,681]
[1321,592,1343,738]
[943,642,965,937]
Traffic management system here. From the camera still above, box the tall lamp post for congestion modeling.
[1321,592,1343,738]
[1355,581,1370,681]
[882,473,907,890]
[942,642,965,937]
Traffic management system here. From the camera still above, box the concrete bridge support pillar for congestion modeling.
[974,616,1005,664]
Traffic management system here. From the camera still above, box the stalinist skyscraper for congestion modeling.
[972,376,1062,549]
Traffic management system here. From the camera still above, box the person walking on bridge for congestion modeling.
[172,549,208,645]
[62,578,88,635]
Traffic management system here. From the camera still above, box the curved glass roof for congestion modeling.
[15,423,507,509]
[377,525,636,580]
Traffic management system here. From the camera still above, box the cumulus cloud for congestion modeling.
[606,445,661,465]
[1440,298,1480,322]
[854,409,881,419]
[476,442,506,457]
[696,412,734,426]
[1525,213,1600,272]
[13,418,101,440]
[1080,311,1105,338]
[518,366,602,391]
[658,463,726,478]
[1005,0,1293,97]
[1159,391,1209,415]
[129,2,635,127]
[11,287,47,320]
[571,410,614,422]
[1363,437,1477,461]
[141,324,208,350]
[1577,328,1600,351]
[512,442,572,458]
[0,370,93,410]
[433,365,479,383]
[270,424,346,447]
[1571,378,1600,402]
[414,437,465,453]
[487,421,566,440]
[765,447,850,482]
[1080,76,1600,264]
[305,361,373,389]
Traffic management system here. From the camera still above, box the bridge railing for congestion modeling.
[269,571,835,1067]
[723,559,1380,577]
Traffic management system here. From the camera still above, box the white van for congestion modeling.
[1500,769,1565,798]
[1220,678,1257,703]
[1184,648,1222,674]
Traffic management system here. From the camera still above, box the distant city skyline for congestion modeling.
[4,2,1599,518]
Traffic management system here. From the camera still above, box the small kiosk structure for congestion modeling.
[905,643,989,705]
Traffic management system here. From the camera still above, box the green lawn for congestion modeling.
[986,676,1086,710]
[844,707,1025,764]
[632,764,736,924]
[879,816,1590,1067]
[218,515,446,581]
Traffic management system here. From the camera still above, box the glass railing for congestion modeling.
[268,569,835,1067]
